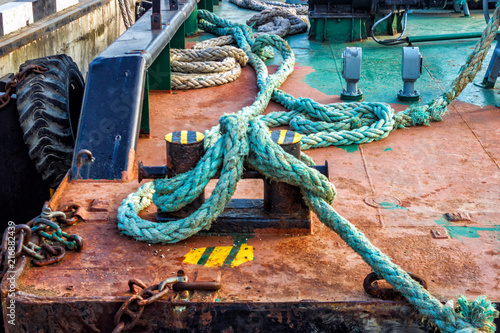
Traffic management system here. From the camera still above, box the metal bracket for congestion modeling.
[444,212,472,222]
[151,0,162,30]
[135,0,152,21]
[161,273,188,286]
[478,40,500,89]
[58,199,110,222]
[430,228,449,239]
[170,0,179,10]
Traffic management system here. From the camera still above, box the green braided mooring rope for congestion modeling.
[118,8,500,332]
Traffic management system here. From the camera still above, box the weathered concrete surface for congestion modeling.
[0,0,133,77]
[0,0,79,36]
[0,2,34,36]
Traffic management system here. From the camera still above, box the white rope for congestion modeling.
[229,0,309,37]
[171,42,249,89]
[118,0,133,29]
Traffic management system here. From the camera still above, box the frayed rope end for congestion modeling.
[456,295,499,333]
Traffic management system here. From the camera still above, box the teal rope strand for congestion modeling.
[119,31,296,243]
[117,8,499,332]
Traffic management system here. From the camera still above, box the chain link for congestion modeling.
[0,65,48,109]
[41,204,80,225]
[112,271,188,333]
[0,205,84,280]
[32,218,83,251]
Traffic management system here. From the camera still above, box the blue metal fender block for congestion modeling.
[70,0,196,180]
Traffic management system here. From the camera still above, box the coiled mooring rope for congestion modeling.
[230,0,308,15]
[192,35,238,49]
[230,0,309,37]
[171,45,248,89]
[247,7,309,38]
[118,8,499,332]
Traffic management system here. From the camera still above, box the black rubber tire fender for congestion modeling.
[16,54,85,188]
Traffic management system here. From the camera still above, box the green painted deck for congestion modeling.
[198,3,500,107]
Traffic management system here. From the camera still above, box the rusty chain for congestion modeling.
[0,65,48,109]
[112,271,189,333]
[0,204,84,281]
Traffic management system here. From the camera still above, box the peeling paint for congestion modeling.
[174,305,187,314]
[435,217,500,243]
[336,144,359,153]
[379,201,408,210]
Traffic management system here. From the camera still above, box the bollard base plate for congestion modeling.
[157,199,311,234]
[341,91,363,101]
[397,90,420,102]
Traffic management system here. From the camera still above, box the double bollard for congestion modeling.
[139,130,329,233]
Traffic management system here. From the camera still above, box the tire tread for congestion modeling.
[16,54,84,188]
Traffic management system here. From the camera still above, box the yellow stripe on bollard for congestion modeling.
[278,129,287,145]
[180,130,188,144]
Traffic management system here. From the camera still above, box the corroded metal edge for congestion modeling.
[2,290,441,332]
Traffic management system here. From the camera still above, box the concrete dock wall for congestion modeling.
[0,0,132,77]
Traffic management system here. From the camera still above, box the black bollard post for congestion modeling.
[264,130,308,215]
[160,130,205,218]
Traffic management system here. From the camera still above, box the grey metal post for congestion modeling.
[341,47,363,101]
[398,46,422,102]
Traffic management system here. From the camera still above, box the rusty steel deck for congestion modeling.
[4,43,500,332]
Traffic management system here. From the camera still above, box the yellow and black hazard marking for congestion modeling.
[165,130,204,144]
[183,243,254,267]
[270,129,301,145]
